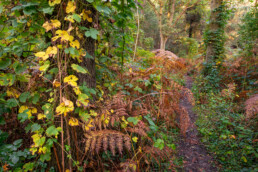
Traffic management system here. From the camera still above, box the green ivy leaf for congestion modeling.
[96,5,111,15]
[46,126,61,137]
[32,93,40,104]
[18,110,29,123]
[85,28,99,40]
[6,98,19,108]
[134,86,142,93]
[40,152,51,162]
[154,139,165,150]
[72,14,81,22]
[14,64,27,74]
[0,58,11,69]
[71,64,89,74]
[23,162,34,172]
[31,123,41,132]
[39,60,50,72]
[40,7,54,14]
[11,155,19,164]
[19,92,30,103]
[0,73,15,86]
[127,117,139,125]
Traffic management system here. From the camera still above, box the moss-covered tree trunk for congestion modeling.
[203,0,228,88]
[205,0,223,62]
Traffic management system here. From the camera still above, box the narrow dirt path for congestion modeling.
[177,76,217,172]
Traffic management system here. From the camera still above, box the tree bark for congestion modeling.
[205,0,223,62]
[160,34,168,50]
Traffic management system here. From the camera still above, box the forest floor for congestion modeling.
[177,76,218,172]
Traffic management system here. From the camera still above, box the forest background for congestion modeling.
[0,0,257,171]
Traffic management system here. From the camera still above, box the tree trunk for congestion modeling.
[78,4,96,88]
[203,0,227,88]
[160,34,168,50]
[205,0,223,62]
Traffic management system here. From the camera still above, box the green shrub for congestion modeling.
[193,84,257,171]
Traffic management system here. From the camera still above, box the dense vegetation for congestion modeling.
[0,0,257,171]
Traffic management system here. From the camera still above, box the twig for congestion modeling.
[53,144,62,172]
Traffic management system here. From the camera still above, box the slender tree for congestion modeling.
[146,0,201,50]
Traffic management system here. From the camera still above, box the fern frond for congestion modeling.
[84,130,131,155]
[245,94,258,119]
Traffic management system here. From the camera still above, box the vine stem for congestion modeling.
[57,46,65,172]
[53,144,62,172]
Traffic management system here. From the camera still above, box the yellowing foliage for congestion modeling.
[46,46,58,56]
[35,52,49,60]
[52,30,73,42]
[56,99,74,116]
[70,40,80,49]
[66,1,76,13]
[38,113,46,120]
[69,117,79,126]
[81,9,92,22]
[19,106,32,118]
[64,75,78,87]
[42,20,61,32]
[48,0,61,6]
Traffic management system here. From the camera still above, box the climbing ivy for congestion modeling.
[202,2,230,90]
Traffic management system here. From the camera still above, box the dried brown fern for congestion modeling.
[245,94,258,119]
[119,160,137,172]
[84,130,131,155]
[141,145,173,165]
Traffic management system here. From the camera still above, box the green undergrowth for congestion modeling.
[192,79,257,171]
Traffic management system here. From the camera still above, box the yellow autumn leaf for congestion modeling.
[52,30,70,42]
[42,21,52,32]
[51,19,61,28]
[46,46,58,56]
[66,1,76,13]
[49,0,61,6]
[65,15,75,23]
[100,114,105,120]
[68,117,79,126]
[38,146,47,154]
[81,9,92,22]
[76,27,83,39]
[70,40,80,49]
[31,108,37,114]
[53,79,61,88]
[76,94,89,107]
[31,133,41,146]
[64,75,78,87]
[85,119,93,131]
[35,52,49,61]
[30,147,37,155]
[6,88,20,98]
[38,113,46,120]
[104,117,110,124]
[42,20,61,32]
[69,35,74,42]
[19,106,32,118]
[132,136,138,143]
[56,100,74,116]
[90,110,97,117]
[73,86,82,95]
